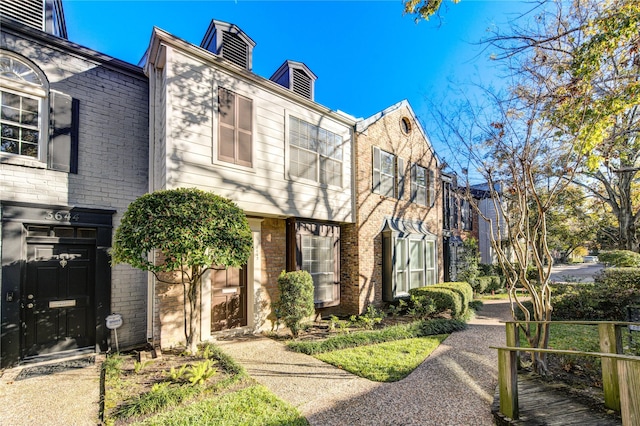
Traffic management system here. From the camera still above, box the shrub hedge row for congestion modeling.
[551,268,640,321]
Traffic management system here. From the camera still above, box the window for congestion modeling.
[1,91,39,157]
[400,117,412,135]
[0,51,78,172]
[287,219,340,308]
[1,54,45,160]
[382,219,437,301]
[289,116,342,186]
[218,87,252,167]
[302,235,335,304]
[373,147,404,198]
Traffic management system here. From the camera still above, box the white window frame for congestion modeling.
[288,115,343,187]
[393,237,437,297]
[0,52,48,164]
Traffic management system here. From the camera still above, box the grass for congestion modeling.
[315,335,447,382]
[133,385,308,426]
[287,318,466,355]
[103,343,305,425]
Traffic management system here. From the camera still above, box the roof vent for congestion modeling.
[1,0,67,39]
[270,60,317,101]
[201,19,256,71]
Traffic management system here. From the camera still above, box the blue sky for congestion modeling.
[63,0,531,165]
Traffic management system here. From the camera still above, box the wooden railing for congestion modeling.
[493,320,640,426]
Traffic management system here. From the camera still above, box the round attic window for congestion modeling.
[400,117,412,135]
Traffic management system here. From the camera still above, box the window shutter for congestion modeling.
[237,96,252,167]
[372,146,381,193]
[410,163,417,202]
[48,91,79,173]
[397,157,405,199]
[428,169,436,207]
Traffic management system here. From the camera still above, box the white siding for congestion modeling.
[152,47,353,223]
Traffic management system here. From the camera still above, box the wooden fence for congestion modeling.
[493,321,640,425]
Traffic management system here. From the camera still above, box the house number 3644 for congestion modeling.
[44,211,80,222]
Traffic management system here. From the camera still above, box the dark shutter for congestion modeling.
[410,163,417,202]
[372,146,381,193]
[397,157,405,200]
[48,91,79,173]
[428,169,436,207]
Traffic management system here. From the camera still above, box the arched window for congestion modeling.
[0,52,48,160]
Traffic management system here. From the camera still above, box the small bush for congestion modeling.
[434,282,473,311]
[487,275,503,293]
[406,294,436,318]
[478,264,495,276]
[350,305,386,330]
[598,250,640,267]
[474,276,492,294]
[409,286,463,318]
[273,270,315,337]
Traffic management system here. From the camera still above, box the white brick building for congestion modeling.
[0,0,149,367]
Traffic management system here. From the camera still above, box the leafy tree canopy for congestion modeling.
[112,188,253,274]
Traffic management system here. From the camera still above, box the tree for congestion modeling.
[542,186,597,263]
[486,0,640,251]
[431,81,585,374]
[112,188,253,353]
[403,0,459,21]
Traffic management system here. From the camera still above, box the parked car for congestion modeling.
[583,255,599,263]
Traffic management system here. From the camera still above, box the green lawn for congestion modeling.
[315,335,448,382]
[134,385,308,426]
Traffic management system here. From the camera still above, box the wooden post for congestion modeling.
[505,322,520,367]
[617,358,640,426]
[599,323,622,411]
[497,348,519,420]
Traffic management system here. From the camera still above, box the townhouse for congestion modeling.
[0,0,473,366]
[1,0,148,367]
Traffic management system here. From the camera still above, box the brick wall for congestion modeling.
[343,104,444,314]
[1,28,149,349]
[259,218,286,328]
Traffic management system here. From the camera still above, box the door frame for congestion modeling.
[1,201,114,368]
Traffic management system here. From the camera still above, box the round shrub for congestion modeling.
[273,270,315,337]
[436,282,473,310]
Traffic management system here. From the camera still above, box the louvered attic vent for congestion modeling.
[221,32,248,69]
[201,20,256,71]
[1,0,68,38]
[270,60,317,101]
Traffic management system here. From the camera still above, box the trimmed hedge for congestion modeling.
[434,282,473,310]
[598,250,640,267]
[409,286,463,318]
[594,267,640,290]
[550,268,640,321]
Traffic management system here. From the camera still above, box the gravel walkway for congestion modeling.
[0,355,101,426]
[217,299,512,425]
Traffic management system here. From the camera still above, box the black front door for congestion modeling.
[22,243,96,359]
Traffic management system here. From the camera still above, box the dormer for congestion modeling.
[270,60,317,101]
[201,19,256,71]
[0,0,67,39]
